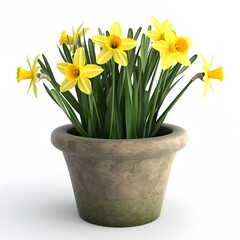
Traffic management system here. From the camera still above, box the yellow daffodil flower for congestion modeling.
[60,23,89,46]
[17,55,40,97]
[56,47,103,94]
[92,22,137,66]
[152,27,191,70]
[60,31,74,45]
[146,16,172,41]
[201,54,224,96]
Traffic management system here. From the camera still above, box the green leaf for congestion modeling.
[151,79,193,137]
[38,59,48,73]
[62,44,73,63]
[83,35,91,64]
[127,28,133,38]
[51,89,89,137]
[43,83,57,104]
[42,54,57,84]
[88,38,96,63]
[62,90,82,114]
[109,60,116,138]
[140,34,151,72]
[57,45,67,62]
[98,28,103,35]
[133,27,142,40]
[61,97,80,125]
[50,89,67,114]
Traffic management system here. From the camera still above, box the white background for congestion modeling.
[1,0,239,239]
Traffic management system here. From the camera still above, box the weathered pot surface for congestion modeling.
[51,123,188,227]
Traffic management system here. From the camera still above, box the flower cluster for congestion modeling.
[17,18,224,138]
[147,17,191,69]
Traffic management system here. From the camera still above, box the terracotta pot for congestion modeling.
[51,123,188,227]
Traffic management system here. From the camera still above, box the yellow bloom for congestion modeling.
[60,31,74,45]
[201,54,224,96]
[92,22,137,66]
[152,27,191,70]
[146,16,172,41]
[56,47,103,94]
[17,55,40,97]
[59,23,89,45]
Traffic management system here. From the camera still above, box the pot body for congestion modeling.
[51,124,188,227]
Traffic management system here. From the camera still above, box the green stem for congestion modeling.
[92,94,103,137]
[145,69,169,137]
[109,59,116,138]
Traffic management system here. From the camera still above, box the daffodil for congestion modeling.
[201,54,224,96]
[17,55,40,97]
[60,23,89,48]
[56,47,103,94]
[60,31,74,45]
[152,27,191,70]
[92,22,137,66]
[146,16,172,41]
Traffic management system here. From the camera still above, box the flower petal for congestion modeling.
[146,30,161,41]
[56,63,69,74]
[203,75,210,96]
[174,52,191,66]
[92,35,107,48]
[32,54,40,69]
[27,81,33,95]
[75,23,83,35]
[162,19,172,31]
[151,16,162,33]
[72,26,76,39]
[164,27,176,44]
[75,23,89,38]
[26,55,32,69]
[152,40,170,53]
[110,22,122,36]
[78,77,92,95]
[121,38,137,51]
[60,78,77,92]
[113,49,127,66]
[209,82,214,94]
[32,70,39,84]
[97,48,113,64]
[200,54,209,72]
[209,55,214,69]
[33,84,37,98]
[161,53,175,70]
[74,47,85,68]
[82,64,103,78]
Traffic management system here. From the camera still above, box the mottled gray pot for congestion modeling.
[51,124,188,227]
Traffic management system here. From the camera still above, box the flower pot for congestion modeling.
[51,123,188,227]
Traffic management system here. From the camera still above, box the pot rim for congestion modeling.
[51,123,188,158]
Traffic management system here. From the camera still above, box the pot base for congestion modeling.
[77,195,164,227]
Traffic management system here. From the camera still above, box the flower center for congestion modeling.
[175,38,189,52]
[208,66,224,81]
[108,35,121,49]
[65,64,80,81]
[17,67,33,82]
